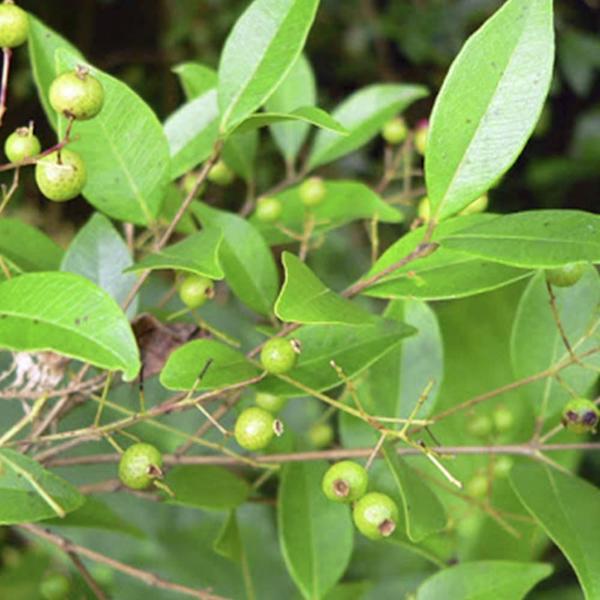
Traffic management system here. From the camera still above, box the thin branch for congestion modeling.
[66,550,109,600]
[0,47,12,125]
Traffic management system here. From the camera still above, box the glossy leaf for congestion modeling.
[125,228,224,280]
[416,560,552,600]
[61,213,138,316]
[218,0,320,133]
[308,84,428,169]
[256,320,415,397]
[442,210,600,268]
[511,462,600,599]
[364,214,533,301]
[166,466,250,510]
[275,252,375,326]
[0,272,140,381]
[0,449,84,524]
[278,461,353,599]
[266,54,316,164]
[511,269,600,416]
[382,445,446,542]
[233,106,347,135]
[252,180,403,245]
[426,0,554,219]
[193,203,279,316]
[160,339,261,391]
[173,62,218,100]
[0,219,63,273]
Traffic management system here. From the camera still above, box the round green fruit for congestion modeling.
[39,573,71,600]
[322,460,368,503]
[460,194,489,216]
[493,456,513,479]
[260,337,298,374]
[179,274,214,309]
[545,263,586,288]
[234,407,278,451]
[4,126,41,163]
[0,3,28,48]
[561,398,599,434]
[467,414,493,439]
[35,149,86,202]
[466,473,488,498]
[118,443,163,490]
[255,196,283,223]
[208,160,234,186]
[255,392,287,414]
[414,119,428,156]
[417,196,430,221]
[382,117,408,145]
[353,492,399,540]
[299,176,326,208]
[492,405,514,433]
[49,66,104,120]
[307,422,334,449]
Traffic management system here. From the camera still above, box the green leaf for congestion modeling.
[0,219,63,273]
[218,0,320,133]
[160,339,261,391]
[266,54,316,164]
[222,130,259,183]
[278,461,353,600]
[0,272,140,381]
[511,462,600,599]
[27,16,83,128]
[511,269,600,416]
[257,320,415,397]
[426,0,554,219]
[53,49,171,225]
[173,62,218,100]
[275,252,375,326]
[252,180,403,245]
[60,213,138,317]
[364,215,533,301]
[308,83,428,169]
[0,449,84,524]
[214,511,244,562]
[416,560,552,600]
[165,466,250,510]
[125,228,224,280]
[192,203,279,316]
[382,445,446,542]
[442,210,600,268]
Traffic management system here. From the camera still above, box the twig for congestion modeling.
[66,550,109,600]
[0,47,12,125]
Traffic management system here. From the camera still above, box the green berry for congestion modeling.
[260,337,298,374]
[118,443,163,490]
[467,414,493,439]
[0,4,28,48]
[353,492,399,540]
[255,392,287,414]
[561,398,599,434]
[466,474,488,498]
[417,196,430,221]
[460,194,489,216]
[545,263,586,288]
[4,126,41,163]
[208,160,234,186]
[382,117,408,145]
[179,274,214,309]
[493,456,513,479]
[299,176,326,208]
[49,66,104,120]
[307,422,334,449]
[414,119,428,156]
[322,461,368,503]
[35,149,86,202]
[39,573,71,600]
[234,407,279,451]
[255,196,283,223]
[492,405,514,433]
[181,171,205,197]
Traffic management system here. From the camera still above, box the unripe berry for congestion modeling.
[307,422,334,449]
[234,406,280,451]
[322,461,368,503]
[118,443,163,490]
[417,196,430,221]
[382,117,408,145]
[4,126,41,163]
[466,473,488,498]
[0,3,28,48]
[467,414,493,439]
[35,149,86,202]
[260,338,298,374]
[255,196,283,223]
[545,263,586,288]
[561,398,599,434]
[178,274,214,309]
[49,66,104,120]
[299,176,326,208]
[492,405,514,433]
[460,194,489,216]
[208,160,234,186]
[493,456,513,479]
[414,119,428,156]
[39,573,70,600]
[181,171,205,197]
[255,392,287,414]
[353,492,399,540]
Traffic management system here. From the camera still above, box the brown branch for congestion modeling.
[0,47,12,126]
[66,550,109,600]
